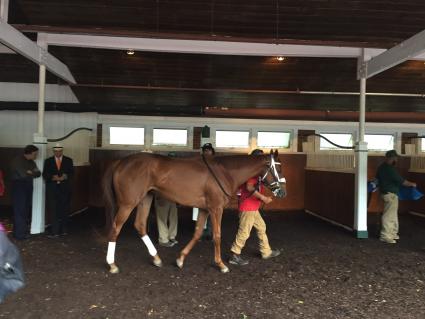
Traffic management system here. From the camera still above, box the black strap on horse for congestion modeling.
[201,154,232,197]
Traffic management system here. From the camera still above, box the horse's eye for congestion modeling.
[3,262,15,274]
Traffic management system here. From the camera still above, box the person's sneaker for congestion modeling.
[380,237,396,244]
[394,234,400,240]
[47,234,59,239]
[159,241,174,247]
[229,254,249,266]
[169,239,178,246]
[262,249,281,260]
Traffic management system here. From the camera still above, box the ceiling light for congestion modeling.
[126,49,135,55]
[276,56,285,62]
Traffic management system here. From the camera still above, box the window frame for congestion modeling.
[256,130,292,150]
[106,124,146,147]
[364,133,395,152]
[151,127,190,147]
[214,129,251,151]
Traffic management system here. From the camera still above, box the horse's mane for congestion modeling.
[213,154,265,170]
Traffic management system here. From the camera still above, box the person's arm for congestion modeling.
[63,157,74,181]
[246,181,272,204]
[30,161,41,178]
[402,180,416,188]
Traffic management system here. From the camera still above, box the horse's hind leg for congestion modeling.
[134,194,162,267]
[107,204,135,274]
[176,209,208,269]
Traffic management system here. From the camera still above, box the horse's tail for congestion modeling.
[101,160,119,239]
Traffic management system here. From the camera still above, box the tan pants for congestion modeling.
[381,193,399,240]
[230,210,272,258]
[155,196,178,244]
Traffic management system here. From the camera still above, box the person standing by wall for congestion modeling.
[154,193,178,247]
[155,152,178,247]
[376,150,416,244]
[229,149,281,266]
[10,145,41,240]
[43,144,74,238]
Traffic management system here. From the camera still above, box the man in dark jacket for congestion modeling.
[43,144,74,237]
[376,150,416,244]
[10,145,41,240]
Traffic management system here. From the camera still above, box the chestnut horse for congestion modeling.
[102,150,286,274]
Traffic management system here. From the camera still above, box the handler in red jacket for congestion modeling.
[229,149,281,266]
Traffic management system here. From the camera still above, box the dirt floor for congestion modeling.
[1,209,425,319]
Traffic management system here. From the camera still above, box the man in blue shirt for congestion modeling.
[376,150,416,244]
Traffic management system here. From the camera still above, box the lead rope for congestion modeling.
[201,155,232,197]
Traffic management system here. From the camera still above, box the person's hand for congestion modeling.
[26,170,33,175]
[412,182,417,188]
[262,196,273,204]
[52,175,59,181]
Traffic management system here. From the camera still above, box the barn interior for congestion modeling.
[1,1,425,318]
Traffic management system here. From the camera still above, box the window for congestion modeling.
[152,128,188,146]
[257,131,291,148]
[365,134,394,151]
[216,130,250,148]
[109,127,144,145]
[319,133,353,150]
[421,138,425,152]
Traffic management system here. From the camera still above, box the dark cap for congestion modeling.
[24,145,38,154]
[250,149,264,155]
[385,150,399,158]
[201,143,215,154]
[202,143,213,150]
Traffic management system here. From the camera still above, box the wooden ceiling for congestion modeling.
[2,1,425,116]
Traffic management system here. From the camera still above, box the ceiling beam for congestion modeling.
[0,82,79,103]
[0,42,13,53]
[366,29,425,79]
[0,23,76,83]
[44,33,390,59]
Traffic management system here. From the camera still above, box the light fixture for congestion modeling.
[276,56,285,62]
[126,49,135,55]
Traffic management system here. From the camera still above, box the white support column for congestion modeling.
[0,0,9,23]
[31,35,48,234]
[354,50,368,238]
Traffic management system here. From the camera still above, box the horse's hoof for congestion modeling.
[153,258,162,268]
[109,264,120,274]
[220,266,230,273]
[176,258,184,269]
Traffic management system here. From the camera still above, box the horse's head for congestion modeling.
[261,149,287,198]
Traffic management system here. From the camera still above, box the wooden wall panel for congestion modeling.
[305,170,355,228]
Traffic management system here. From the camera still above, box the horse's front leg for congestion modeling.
[210,209,229,273]
[176,209,208,269]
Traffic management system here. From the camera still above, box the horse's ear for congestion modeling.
[269,149,273,155]
[274,149,279,157]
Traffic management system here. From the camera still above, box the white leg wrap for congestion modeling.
[141,235,157,256]
[106,242,116,264]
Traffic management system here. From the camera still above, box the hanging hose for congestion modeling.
[47,128,93,142]
[306,133,355,150]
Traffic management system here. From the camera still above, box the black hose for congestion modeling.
[47,127,93,142]
[306,133,355,150]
